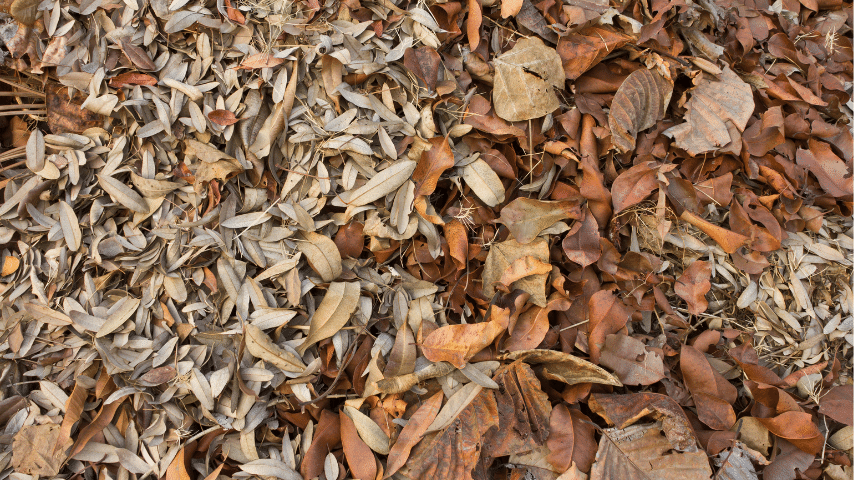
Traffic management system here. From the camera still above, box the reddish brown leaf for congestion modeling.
[386,391,444,477]
[138,365,177,386]
[557,27,631,80]
[756,412,824,454]
[506,295,570,351]
[208,109,239,126]
[562,209,600,268]
[404,47,442,93]
[483,362,551,457]
[407,390,498,480]
[340,410,377,480]
[334,221,364,258]
[796,139,853,198]
[674,260,711,315]
[818,386,853,426]
[466,0,481,50]
[109,72,158,88]
[546,404,598,473]
[611,161,661,213]
[587,290,632,364]
[680,344,738,430]
[680,210,749,254]
[496,256,553,290]
[413,136,454,197]
[300,410,341,480]
[422,305,509,368]
[68,396,126,458]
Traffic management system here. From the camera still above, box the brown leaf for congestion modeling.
[763,439,815,480]
[340,410,378,480]
[404,47,442,92]
[589,392,699,452]
[239,53,284,69]
[422,305,509,368]
[407,390,498,480]
[165,448,192,480]
[674,261,711,315]
[498,197,583,244]
[680,344,737,430]
[119,41,156,71]
[109,72,158,88]
[69,395,126,458]
[608,69,673,153]
[818,386,853,426]
[598,334,665,386]
[665,66,754,156]
[467,0,482,50]
[756,412,823,454]
[12,424,69,476]
[562,209,600,268]
[493,37,564,122]
[587,290,632,364]
[334,221,364,258]
[483,363,551,457]
[557,27,630,80]
[301,410,341,480]
[138,365,177,386]
[680,210,749,254]
[546,405,598,473]
[589,422,713,480]
[208,109,240,126]
[413,136,454,197]
[796,139,853,198]
[46,82,103,134]
[500,0,523,17]
[611,161,661,213]
[497,256,553,291]
[9,0,37,25]
[505,295,570,351]
[386,391,444,477]
[483,238,551,307]
[500,349,622,386]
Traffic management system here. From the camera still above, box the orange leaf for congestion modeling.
[496,255,553,289]
[466,0,482,50]
[756,411,824,454]
[500,0,523,18]
[422,305,509,368]
[109,72,157,88]
[340,410,377,480]
[165,448,192,480]
[239,53,284,69]
[674,261,711,315]
[562,208,600,268]
[587,290,632,364]
[208,109,239,126]
[680,210,749,254]
[386,391,444,477]
[413,136,454,197]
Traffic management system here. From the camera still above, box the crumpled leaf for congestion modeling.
[422,305,509,368]
[493,37,564,122]
[482,362,551,457]
[608,69,673,154]
[674,261,712,315]
[664,67,754,156]
[497,197,583,244]
[483,238,550,307]
[500,349,622,387]
[599,334,665,386]
[12,424,70,476]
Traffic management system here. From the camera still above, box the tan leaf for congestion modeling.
[500,349,622,386]
[482,238,550,306]
[462,158,506,207]
[493,37,564,122]
[58,200,82,251]
[296,231,342,282]
[297,281,360,354]
[244,324,306,373]
[497,197,583,244]
[10,0,39,25]
[665,66,754,156]
[12,424,69,476]
[598,334,665,386]
[422,305,508,368]
[97,174,149,213]
[344,405,390,455]
[608,69,673,154]
[343,160,417,207]
[500,0,523,17]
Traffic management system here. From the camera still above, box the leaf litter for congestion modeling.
[0,0,850,477]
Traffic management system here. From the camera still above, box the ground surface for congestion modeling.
[0,0,851,478]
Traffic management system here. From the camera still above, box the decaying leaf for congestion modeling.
[609,69,673,153]
[664,67,754,155]
[493,37,564,122]
[483,238,551,307]
[500,349,622,386]
[12,424,70,476]
[423,305,509,368]
[598,334,665,386]
[498,197,583,244]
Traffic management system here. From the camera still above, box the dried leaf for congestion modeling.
[298,281,360,354]
[608,69,673,153]
[244,324,306,373]
[462,158,506,207]
[674,261,711,315]
[297,231,343,282]
[599,334,665,386]
[500,349,622,386]
[422,305,508,368]
[386,391,444,476]
[498,197,582,244]
[493,37,564,122]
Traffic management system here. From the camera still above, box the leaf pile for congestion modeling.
[0,0,850,478]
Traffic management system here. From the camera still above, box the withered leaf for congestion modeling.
[608,69,673,154]
[483,238,550,307]
[599,334,665,386]
[674,261,712,315]
[482,362,551,457]
[386,391,443,477]
[413,136,454,197]
[208,109,240,126]
[298,281,360,354]
[665,66,754,156]
[493,37,564,122]
[296,231,343,282]
[12,424,70,476]
[244,324,306,373]
[422,305,509,368]
[500,349,622,386]
[497,197,582,244]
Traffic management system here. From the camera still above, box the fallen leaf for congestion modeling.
[298,281,360,354]
[244,324,306,373]
[674,261,711,315]
[562,210,601,268]
[12,424,69,476]
[386,391,444,477]
[483,363,552,457]
[404,47,442,92]
[500,349,622,386]
[483,238,550,306]
[413,136,454,197]
[297,231,343,282]
[664,66,754,156]
[546,404,598,473]
[587,290,633,364]
[557,27,631,80]
[109,73,158,88]
[598,334,665,386]
[497,197,583,244]
[422,305,509,368]
[462,158,506,207]
[301,410,341,480]
[611,161,661,213]
[608,69,673,153]
[493,37,564,122]
[208,109,240,126]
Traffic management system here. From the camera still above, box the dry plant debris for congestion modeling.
[0,0,850,477]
